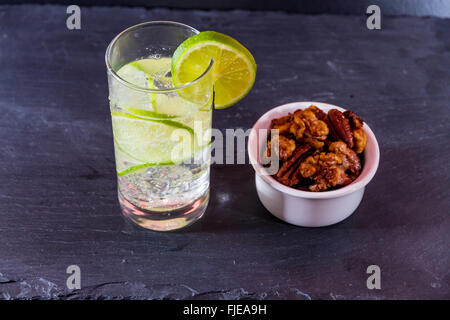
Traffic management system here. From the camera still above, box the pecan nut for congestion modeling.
[327,109,354,148]
[274,144,312,186]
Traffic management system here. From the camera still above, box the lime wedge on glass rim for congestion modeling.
[172,31,257,109]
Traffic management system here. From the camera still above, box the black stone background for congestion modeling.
[2,0,450,18]
[0,5,448,299]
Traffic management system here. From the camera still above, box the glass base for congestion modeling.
[118,189,209,231]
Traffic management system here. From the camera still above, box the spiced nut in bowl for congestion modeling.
[248,102,380,227]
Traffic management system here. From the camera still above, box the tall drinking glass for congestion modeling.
[105,22,214,231]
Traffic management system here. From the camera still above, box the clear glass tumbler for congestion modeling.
[105,21,214,231]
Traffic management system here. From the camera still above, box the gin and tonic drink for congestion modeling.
[106,22,257,231]
[106,22,214,231]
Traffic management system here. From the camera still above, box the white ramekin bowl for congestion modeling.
[248,102,380,227]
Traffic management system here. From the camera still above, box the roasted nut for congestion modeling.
[308,180,328,192]
[319,152,342,167]
[307,105,327,121]
[275,144,312,186]
[271,114,292,135]
[328,109,354,148]
[303,135,325,150]
[298,154,318,178]
[308,167,352,192]
[298,109,328,139]
[293,108,329,148]
[268,135,296,161]
[289,120,306,140]
[308,120,329,140]
[299,152,351,192]
[265,135,295,161]
[344,110,366,154]
[344,110,363,129]
[328,141,361,174]
[326,167,353,187]
[352,128,367,154]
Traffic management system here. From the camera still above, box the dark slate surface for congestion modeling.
[0,5,449,300]
[3,0,450,18]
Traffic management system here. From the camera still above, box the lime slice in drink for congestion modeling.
[112,112,195,170]
[116,58,201,117]
[116,57,172,112]
[151,90,205,117]
[131,58,172,78]
[128,58,172,109]
[117,61,155,88]
[139,57,210,116]
[171,31,256,109]
[114,61,156,111]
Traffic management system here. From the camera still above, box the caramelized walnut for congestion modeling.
[289,119,306,140]
[267,135,296,161]
[296,109,329,140]
[328,141,361,175]
[303,136,325,150]
[298,154,318,178]
[270,114,292,135]
[308,167,353,192]
[307,105,328,121]
[298,152,352,192]
[292,107,329,150]
[298,152,339,179]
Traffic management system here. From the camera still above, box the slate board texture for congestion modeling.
[0,5,448,300]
